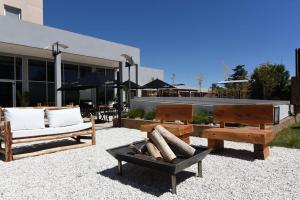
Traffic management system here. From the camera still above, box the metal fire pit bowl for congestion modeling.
[107,141,212,194]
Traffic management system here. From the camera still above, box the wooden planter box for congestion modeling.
[113,118,215,136]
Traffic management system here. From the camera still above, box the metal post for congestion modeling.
[128,65,131,108]
[296,48,300,77]
[54,53,62,106]
[118,160,122,175]
[135,64,139,97]
[197,161,203,177]
[171,174,177,194]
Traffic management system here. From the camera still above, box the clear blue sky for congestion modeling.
[44,0,299,89]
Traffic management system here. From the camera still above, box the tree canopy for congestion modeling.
[250,63,290,100]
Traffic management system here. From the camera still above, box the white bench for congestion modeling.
[0,107,96,162]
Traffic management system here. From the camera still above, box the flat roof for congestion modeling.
[0,16,140,67]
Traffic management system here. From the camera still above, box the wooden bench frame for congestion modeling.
[0,107,96,162]
[140,104,194,144]
[202,104,274,159]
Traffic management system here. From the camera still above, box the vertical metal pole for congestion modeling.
[128,65,131,108]
[117,62,123,127]
[54,52,62,106]
[296,48,299,77]
[135,64,139,97]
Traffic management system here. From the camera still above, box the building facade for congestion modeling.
[0,0,163,107]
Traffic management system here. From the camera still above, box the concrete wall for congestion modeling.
[0,16,140,66]
[131,97,291,117]
[139,66,164,85]
[0,0,43,24]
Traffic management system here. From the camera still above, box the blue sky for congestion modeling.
[44,0,299,89]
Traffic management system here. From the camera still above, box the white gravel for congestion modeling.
[0,128,299,200]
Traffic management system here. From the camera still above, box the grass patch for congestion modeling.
[269,122,300,149]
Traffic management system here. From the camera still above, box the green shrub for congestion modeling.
[128,108,145,119]
[144,111,156,120]
[193,111,213,124]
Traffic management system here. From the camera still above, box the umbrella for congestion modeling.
[142,79,175,89]
[58,72,113,91]
[122,80,141,89]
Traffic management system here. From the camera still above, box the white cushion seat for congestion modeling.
[12,122,92,138]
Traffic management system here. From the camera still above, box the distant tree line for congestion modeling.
[211,63,291,100]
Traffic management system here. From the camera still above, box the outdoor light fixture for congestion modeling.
[120,54,135,108]
[51,42,69,56]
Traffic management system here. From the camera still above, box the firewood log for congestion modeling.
[146,141,163,160]
[155,125,196,157]
[148,130,176,162]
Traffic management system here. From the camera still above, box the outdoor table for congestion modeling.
[107,141,212,194]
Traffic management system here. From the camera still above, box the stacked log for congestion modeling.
[129,125,196,163]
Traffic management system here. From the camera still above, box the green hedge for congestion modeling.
[193,111,213,124]
[144,111,156,120]
[128,108,145,119]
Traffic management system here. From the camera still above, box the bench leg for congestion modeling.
[208,139,224,151]
[171,174,177,194]
[254,144,270,160]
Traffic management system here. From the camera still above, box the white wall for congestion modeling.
[138,66,164,86]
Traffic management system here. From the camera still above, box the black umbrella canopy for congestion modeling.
[142,79,175,89]
[122,80,141,89]
[58,71,114,91]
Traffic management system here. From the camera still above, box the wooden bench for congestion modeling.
[0,107,96,162]
[202,104,274,159]
[140,104,194,144]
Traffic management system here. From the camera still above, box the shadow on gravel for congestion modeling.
[0,139,86,161]
[98,163,196,197]
[211,148,255,161]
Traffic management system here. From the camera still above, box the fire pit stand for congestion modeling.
[107,141,212,194]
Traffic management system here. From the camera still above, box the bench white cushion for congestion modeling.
[46,108,84,128]
[12,122,92,138]
[4,108,45,131]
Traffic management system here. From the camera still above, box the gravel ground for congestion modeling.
[0,128,299,200]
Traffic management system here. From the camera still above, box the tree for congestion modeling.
[226,65,249,98]
[250,63,290,100]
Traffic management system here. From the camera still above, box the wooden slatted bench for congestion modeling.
[201,104,274,160]
[140,104,194,144]
[0,107,96,161]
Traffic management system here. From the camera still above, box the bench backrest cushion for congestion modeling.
[155,104,193,123]
[46,107,83,128]
[213,104,274,125]
[4,108,45,131]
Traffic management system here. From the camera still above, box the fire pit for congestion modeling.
[107,141,212,194]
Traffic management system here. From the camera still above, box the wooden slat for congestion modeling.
[141,123,193,136]
[213,104,274,125]
[155,104,193,122]
[12,129,93,144]
[202,128,273,144]
[13,143,92,160]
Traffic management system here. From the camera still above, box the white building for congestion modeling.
[0,0,163,107]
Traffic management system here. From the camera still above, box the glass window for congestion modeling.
[47,62,55,82]
[4,5,21,20]
[16,57,22,80]
[29,60,46,81]
[48,83,55,106]
[29,82,47,106]
[0,82,13,107]
[63,64,78,82]
[63,90,79,105]
[16,82,23,106]
[0,55,14,79]
[79,66,92,78]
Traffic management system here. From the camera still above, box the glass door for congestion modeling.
[0,82,14,107]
